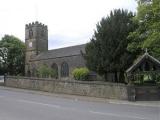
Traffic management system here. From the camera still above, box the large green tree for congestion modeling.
[128,0,160,59]
[0,35,25,75]
[84,9,137,82]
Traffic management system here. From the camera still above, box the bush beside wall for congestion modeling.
[72,67,90,81]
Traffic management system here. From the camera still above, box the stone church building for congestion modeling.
[25,21,86,79]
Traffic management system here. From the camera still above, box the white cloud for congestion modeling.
[0,0,137,49]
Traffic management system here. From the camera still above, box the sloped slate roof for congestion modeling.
[126,52,160,74]
[32,44,86,61]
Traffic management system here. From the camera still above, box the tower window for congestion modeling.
[29,29,33,39]
[61,62,69,77]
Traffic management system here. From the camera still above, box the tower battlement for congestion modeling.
[25,21,48,40]
[25,21,47,29]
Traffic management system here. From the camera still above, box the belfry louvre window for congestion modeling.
[61,62,69,77]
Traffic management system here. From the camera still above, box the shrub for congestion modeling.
[72,67,89,81]
[36,65,57,78]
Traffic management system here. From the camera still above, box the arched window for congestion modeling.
[31,64,36,77]
[61,62,69,77]
[51,63,58,78]
[29,29,33,39]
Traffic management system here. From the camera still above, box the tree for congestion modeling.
[84,9,137,82]
[128,0,160,59]
[0,60,5,75]
[0,35,25,75]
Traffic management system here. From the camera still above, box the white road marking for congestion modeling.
[17,99,61,108]
[17,99,80,112]
[89,111,150,120]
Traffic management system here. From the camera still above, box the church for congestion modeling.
[25,21,86,79]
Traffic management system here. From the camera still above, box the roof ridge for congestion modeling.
[32,44,86,61]
[48,44,86,52]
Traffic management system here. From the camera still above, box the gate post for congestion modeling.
[127,85,136,101]
[4,73,7,86]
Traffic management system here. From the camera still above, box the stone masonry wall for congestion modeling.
[5,76,128,100]
[31,54,86,79]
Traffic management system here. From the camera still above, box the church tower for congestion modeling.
[25,21,48,76]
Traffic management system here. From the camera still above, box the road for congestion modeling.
[0,87,159,120]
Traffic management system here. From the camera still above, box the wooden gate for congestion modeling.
[135,86,160,101]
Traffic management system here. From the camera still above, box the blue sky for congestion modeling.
[0,0,137,49]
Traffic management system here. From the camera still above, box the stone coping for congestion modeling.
[5,76,126,86]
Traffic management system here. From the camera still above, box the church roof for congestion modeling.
[126,51,160,74]
[32,44,86,61]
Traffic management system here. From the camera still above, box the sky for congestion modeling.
[0,0,137,49]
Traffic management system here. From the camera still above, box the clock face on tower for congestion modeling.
[29,42,32,48]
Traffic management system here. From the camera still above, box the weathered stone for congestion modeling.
[5,76,128,100]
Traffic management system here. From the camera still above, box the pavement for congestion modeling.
[0,86,160,120]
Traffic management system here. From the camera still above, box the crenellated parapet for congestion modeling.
[25,21,48,41]
[25,21,47,29]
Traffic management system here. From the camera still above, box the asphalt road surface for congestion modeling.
[0,87,159,120]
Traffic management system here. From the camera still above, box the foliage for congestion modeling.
[36,64,57,78]
[128,0,160,59]
[0,62,5,75]
[84,9,137,82]
[0,35,25,75]
[129,71,160,86]
[72,67,90,81]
